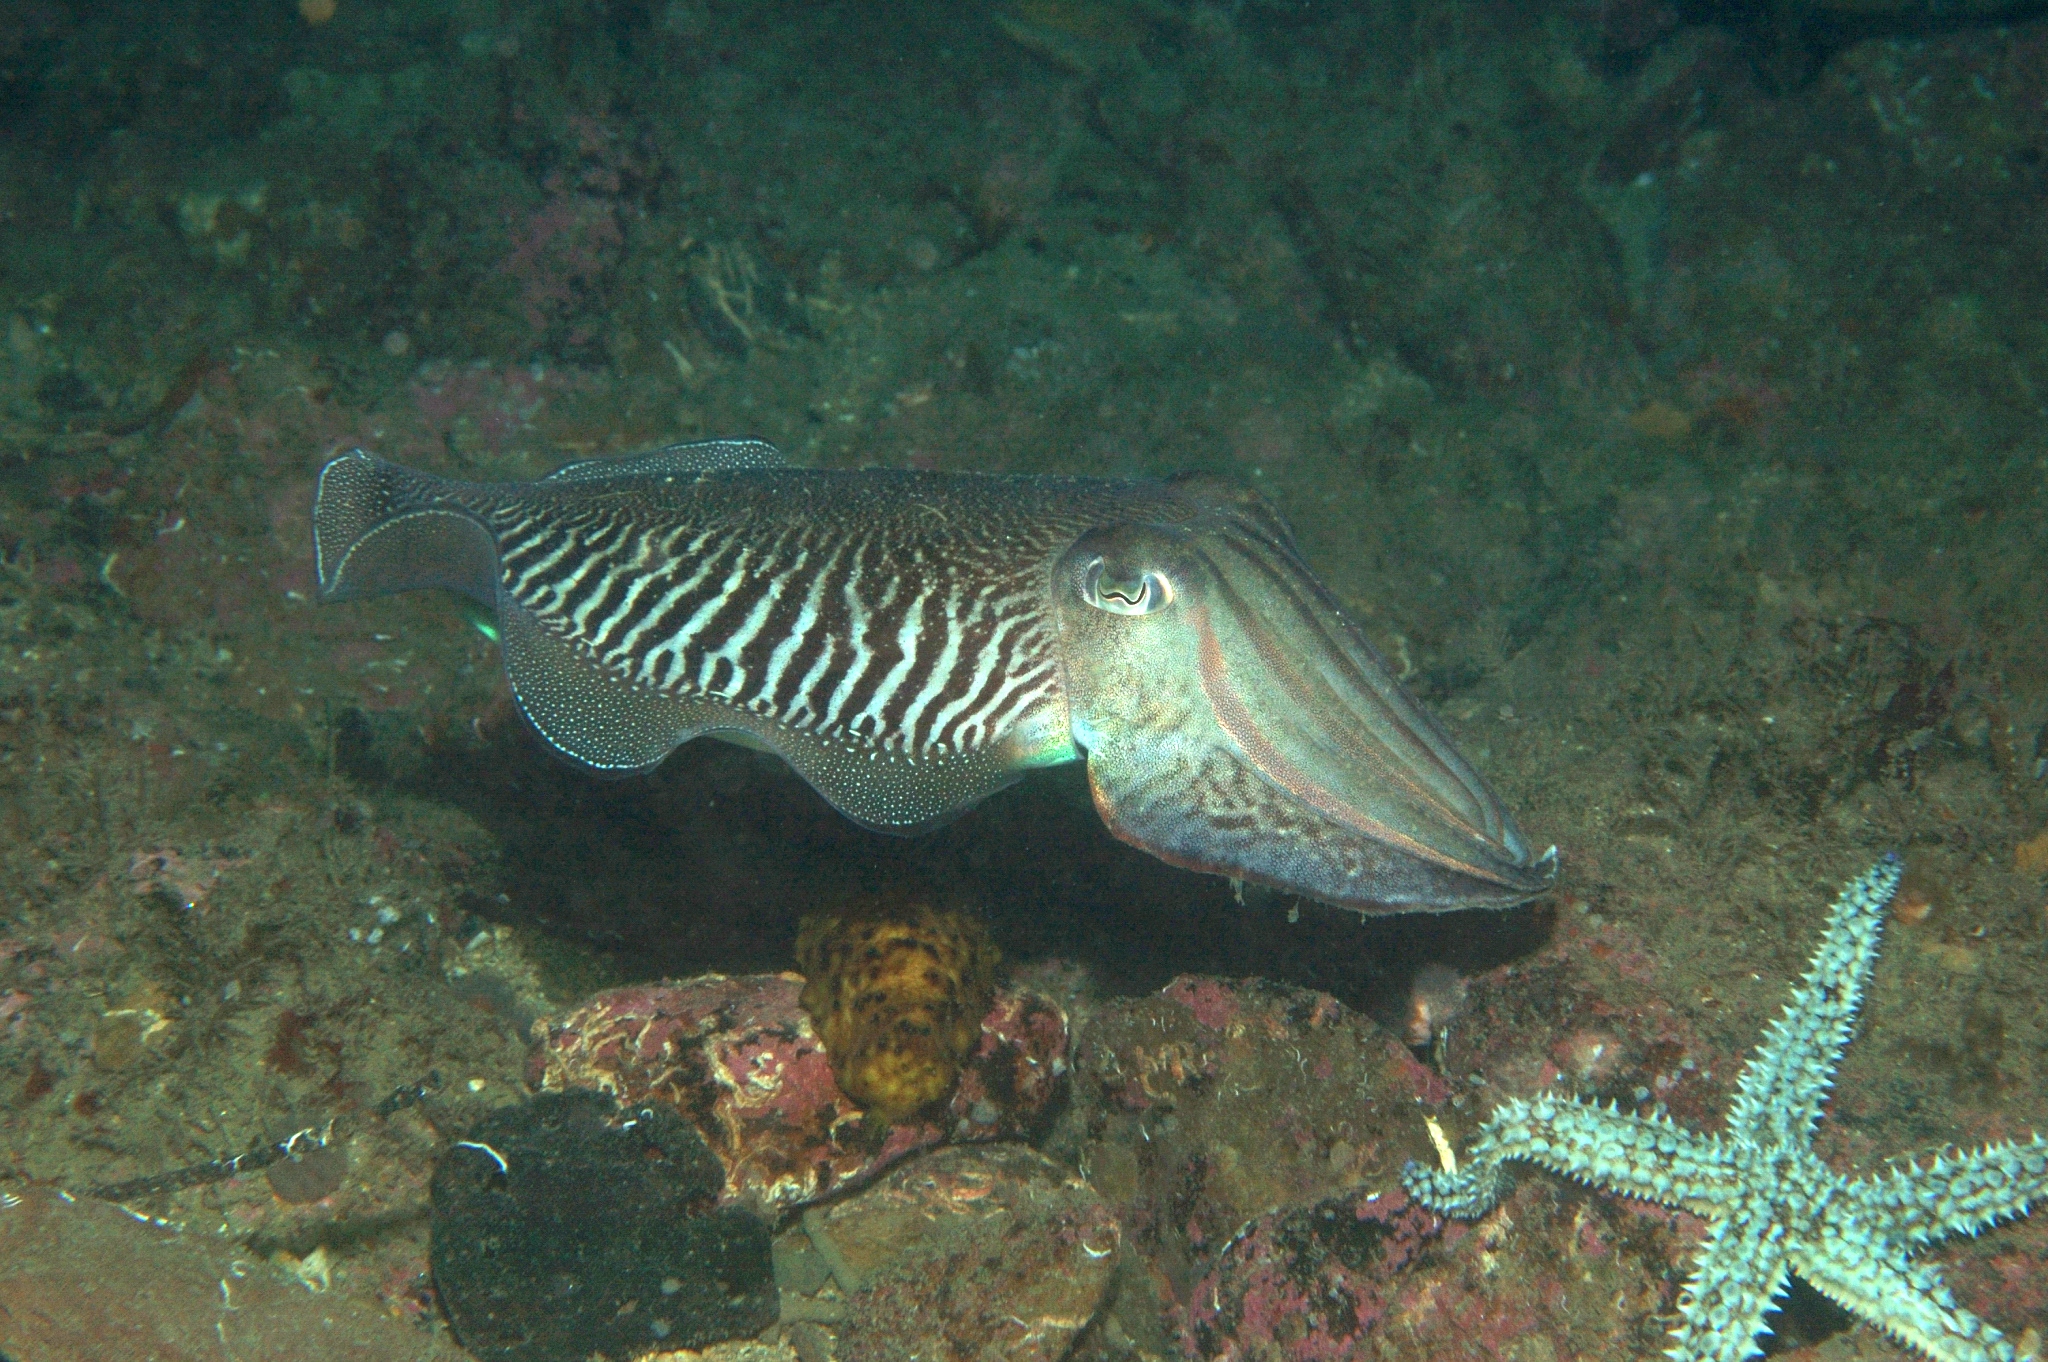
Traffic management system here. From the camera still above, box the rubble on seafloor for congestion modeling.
[10,957,2039,1362]
[2,0,2047,1356]
[509,968,1761,1361]
[0,1186,469,1362]
[792,1144,1121,1362]
[1035,972,1689,1361]
[530,972,1068,1218]
[517,972,1114,1361]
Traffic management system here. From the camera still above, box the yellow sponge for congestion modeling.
[796,900,999,1125]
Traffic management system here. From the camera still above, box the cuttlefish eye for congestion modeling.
[1080,556,1176,616]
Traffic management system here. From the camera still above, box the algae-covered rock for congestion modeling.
[799,1143,1120,1362]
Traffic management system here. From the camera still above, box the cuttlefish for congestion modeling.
[313,439,1554,912]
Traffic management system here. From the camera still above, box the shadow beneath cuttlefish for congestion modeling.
[370,706,1556,1023]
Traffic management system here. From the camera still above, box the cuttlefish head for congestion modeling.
[1051,479,1554,913]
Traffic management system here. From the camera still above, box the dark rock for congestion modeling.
[33,370,101,413]
[430,1089,776,1361]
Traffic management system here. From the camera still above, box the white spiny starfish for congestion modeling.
[1404,857,2048,1362]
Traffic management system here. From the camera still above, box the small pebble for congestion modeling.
[267,1143,348,1204]
[90,1014,144,1070]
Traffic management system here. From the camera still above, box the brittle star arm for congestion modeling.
[1722,858,1901,1149]
[1849,1135,2048,1248]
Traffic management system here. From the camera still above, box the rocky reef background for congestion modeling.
[0,0,2044,1359]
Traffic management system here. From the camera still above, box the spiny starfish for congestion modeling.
[1404,857,2048,1362]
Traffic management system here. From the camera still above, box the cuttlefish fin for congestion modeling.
[539,438,785,483]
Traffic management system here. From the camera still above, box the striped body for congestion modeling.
[314,440,1555,913]
[484,468,1170,770]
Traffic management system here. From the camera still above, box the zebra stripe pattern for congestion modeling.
[481,492,1074,762]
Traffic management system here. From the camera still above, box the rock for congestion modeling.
[1183,1188,1439,1359]
[1046,975,1446,1339]
[791,1144,1120,1362]
[1076,973,1754,1362]
[430,1090,777,1361]
[533,974,1069,1216]
[1183,1176,1693,1362]
[0,1188,467,1362]
[643,1341,798,1362]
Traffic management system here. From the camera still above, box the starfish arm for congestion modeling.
[1794,1222,2018,1362]
[1724,859,1901,1147]
[1402,1156,1512,1219]
[1664,1202,1790,1362]
[1405,1095,1742,1220]
[1851,1135,2048,1248]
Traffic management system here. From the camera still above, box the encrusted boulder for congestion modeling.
[532,973,1068,1216]
[1046,975,1447,1345]
[793,1143,1121,1362]
[1184,1187,1438,1359]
